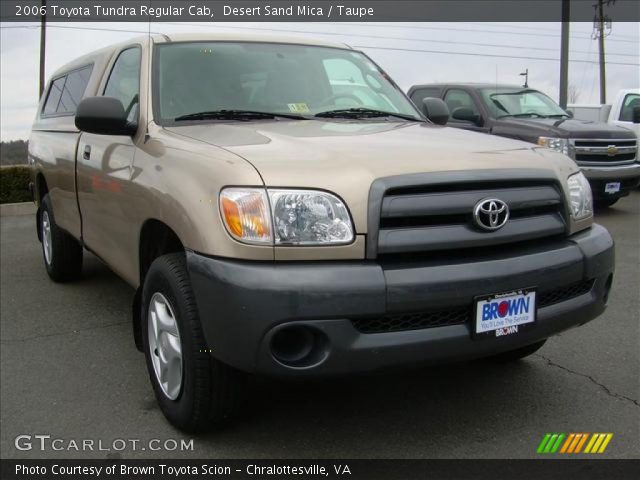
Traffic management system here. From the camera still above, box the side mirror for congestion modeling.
[633,105,640,124]
[451,107,481,125]
[75,97,136,136]
[422,97,449,125]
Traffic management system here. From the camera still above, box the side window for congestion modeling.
[444,89,480,121]
[42,76,66,115]
[619,94,640,122]
[41,65,92,116]
[57,66,92,114]
[104,47,141,123]
[410,87,441,105]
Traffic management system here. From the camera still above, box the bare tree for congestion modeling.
[568,84,580,104]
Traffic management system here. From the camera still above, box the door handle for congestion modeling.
[83,145,91,160]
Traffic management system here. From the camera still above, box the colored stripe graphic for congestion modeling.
[585,433,613,454]
[539,433,613,454]
[537,433,565,453]
[574,433,589,453]
[567,433,583,453]
[537,434,552,453]
[559,433,575,453]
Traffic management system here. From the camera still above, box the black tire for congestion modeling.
[594,198,619,209]
[141,253,245,432]
[491,340,547,362]
[39,194,83,282]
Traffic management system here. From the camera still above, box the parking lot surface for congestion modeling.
[1,193,638,459]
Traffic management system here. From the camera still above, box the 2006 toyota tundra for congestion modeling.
[29,34,614,432]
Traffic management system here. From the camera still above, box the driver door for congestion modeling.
[76,46,141,280]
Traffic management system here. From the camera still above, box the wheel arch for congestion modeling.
[133,218,185,351]
[35,172,49,242]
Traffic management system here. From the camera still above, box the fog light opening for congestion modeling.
[603,274,613,305]
[270,326,328,368]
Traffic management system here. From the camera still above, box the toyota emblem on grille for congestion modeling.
[473,198,510,231]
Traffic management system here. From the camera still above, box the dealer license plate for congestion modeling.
[604,182,621,194]
[474,289,536,338]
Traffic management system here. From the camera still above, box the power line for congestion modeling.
[309,22,639,44]
[2,23,637,66]
[163,22,639,57]
[351,44,639,66]
[0,24,162,35]
[463,21,638,40]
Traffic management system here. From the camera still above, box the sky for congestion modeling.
[1,20,638,140]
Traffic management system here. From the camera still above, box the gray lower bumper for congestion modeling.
[187,224,614,377]
[580,164,640,198]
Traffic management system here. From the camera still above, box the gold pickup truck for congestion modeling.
[29,33,614,432]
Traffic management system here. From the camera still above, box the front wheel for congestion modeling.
[141,253,245,432]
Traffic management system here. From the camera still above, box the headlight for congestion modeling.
[220,188,354,246]
[566,172,593,220]
[269,190,354,245]
[538,137,575,159]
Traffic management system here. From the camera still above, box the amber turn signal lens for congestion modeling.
[219,188,272,244]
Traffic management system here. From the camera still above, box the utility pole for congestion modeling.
[593,0,614,105]
[39,0,46,98]
[559,0,570,109]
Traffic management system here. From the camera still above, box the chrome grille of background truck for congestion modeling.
[573,139,637,166]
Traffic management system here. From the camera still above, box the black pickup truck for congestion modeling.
[408,84,640,207]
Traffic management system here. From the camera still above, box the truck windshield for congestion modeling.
[480,88,569,119]
[154,42,422,123]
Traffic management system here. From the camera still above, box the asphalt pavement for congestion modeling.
[1,193,638,459]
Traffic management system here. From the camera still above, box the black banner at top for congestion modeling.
[1,0,640,22]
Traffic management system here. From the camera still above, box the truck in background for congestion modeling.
[408,84,640,207]
[569,89,640,139]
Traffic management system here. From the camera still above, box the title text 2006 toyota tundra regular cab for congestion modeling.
[30,34,614,432]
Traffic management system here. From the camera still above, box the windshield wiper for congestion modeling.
[174,110,307,122]
[497,112,547,119]
[314,108,421,122]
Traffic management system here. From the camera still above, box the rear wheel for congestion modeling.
[39,194,83,282]
[141,253,245,432]
[491,340,546,362]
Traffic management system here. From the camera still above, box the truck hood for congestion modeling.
[495,117,636,139]
[165,120,578,232]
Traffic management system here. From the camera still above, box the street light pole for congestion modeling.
[520,69,529,88]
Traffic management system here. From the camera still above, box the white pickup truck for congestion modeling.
[569,89,640,138]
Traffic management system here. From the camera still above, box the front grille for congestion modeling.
[574,139,637,165]
[538,279,595,307]
[351,307,469,334]
[375,181,566,257]
[351,280,595,334]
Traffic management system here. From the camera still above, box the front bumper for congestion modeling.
[187,224,614,377]
[580,163,640,198]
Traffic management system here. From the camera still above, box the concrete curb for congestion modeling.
[0,202,37,217]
